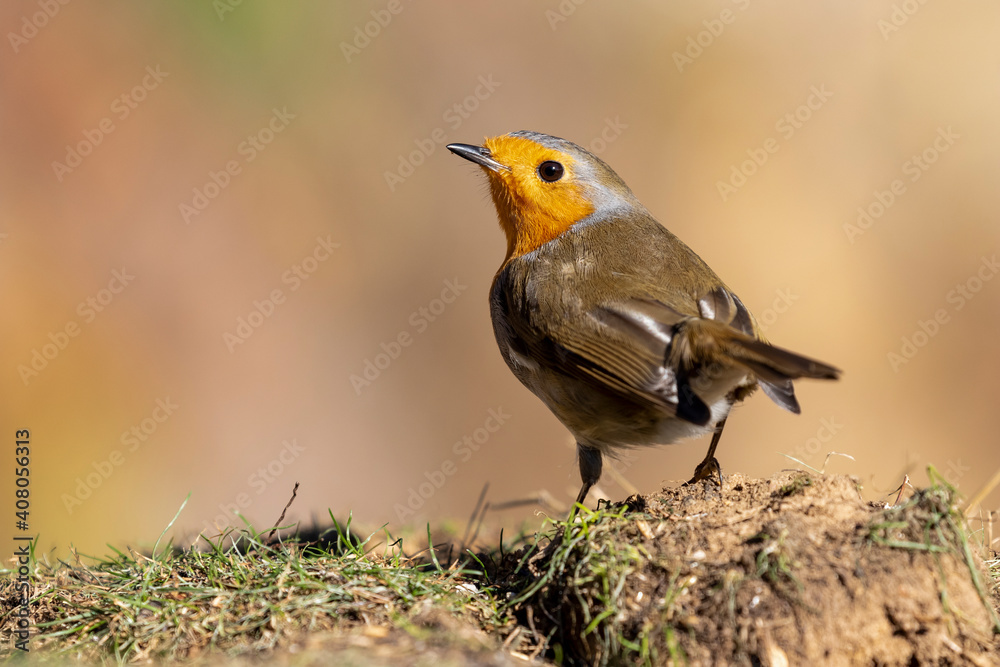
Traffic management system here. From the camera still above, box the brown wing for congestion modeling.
[493,219,839,423]
[504,282,838,424]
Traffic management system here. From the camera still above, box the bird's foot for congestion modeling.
[684,456,723,489]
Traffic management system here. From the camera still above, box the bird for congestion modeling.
[446,131,840,507]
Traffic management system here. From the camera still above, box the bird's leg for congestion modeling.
[686,417,728,487]
[575,444,603,507]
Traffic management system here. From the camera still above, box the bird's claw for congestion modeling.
[685,456,723,488]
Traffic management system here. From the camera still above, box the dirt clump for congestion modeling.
[497,472,1000,666]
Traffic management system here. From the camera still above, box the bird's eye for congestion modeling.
[538,161,564,182]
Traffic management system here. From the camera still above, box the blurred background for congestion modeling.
[2,1,999,559]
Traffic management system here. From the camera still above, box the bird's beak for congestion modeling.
[446,143,511,173]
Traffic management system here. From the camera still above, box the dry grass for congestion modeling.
[1,515,509,664]
[2,473,999,665]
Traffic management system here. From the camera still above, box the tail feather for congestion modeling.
[759,378,800,414]
[668,318,840,413]
[727,336,841,382]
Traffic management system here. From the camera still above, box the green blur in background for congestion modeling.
[2,1,999,559]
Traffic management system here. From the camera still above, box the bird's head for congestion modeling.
[448,131,641,262]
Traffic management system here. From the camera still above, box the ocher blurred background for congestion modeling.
[2,1,999,559]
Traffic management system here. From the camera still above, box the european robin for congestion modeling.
[447,131,840,506]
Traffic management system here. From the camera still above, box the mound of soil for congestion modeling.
[6,473,997,666]
[496,473,1000,666]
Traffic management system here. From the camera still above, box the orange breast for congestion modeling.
[482,135,595,263]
